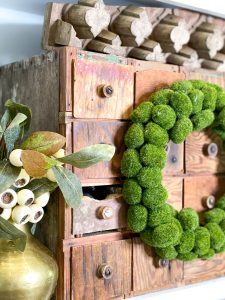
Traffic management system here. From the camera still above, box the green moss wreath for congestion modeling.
[121,79,225,262]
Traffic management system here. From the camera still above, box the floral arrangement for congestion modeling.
[0,100,115,251]
[121,79,225,261]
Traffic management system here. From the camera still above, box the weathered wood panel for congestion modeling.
[185,130,225,175]
[73,59,134,119]
[71,239,132,300]
[133,238,184,293]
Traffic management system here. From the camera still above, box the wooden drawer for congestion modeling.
[73,59,134,120]
[185,130,225,175]
[133,177,183,293]
[71,239,132,300]
[73,194,127,235]
[72,120,184,185]
[185,70,225,89]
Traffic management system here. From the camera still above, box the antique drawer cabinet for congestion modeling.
[1,47,225,299]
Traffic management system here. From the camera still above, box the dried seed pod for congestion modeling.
[34,192,50,207]
[17,189,35,206]
[9,149,23,167]
[53,149,65,159]
[29,204,44,223]
[12,205,31,224]
[0,207,12,220]
[0,189,17,209]
[46,169,57,182]
[13,169,30,188]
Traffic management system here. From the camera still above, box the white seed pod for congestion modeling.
[29,204,44,223]
[0,207,12,220]
[0,189,17,209]
[46,169,57,182]
[13,169,30,188]
[9,149,23,167]
[12,205,31,224]
[34,192,50,207]
[53,149,65,159]
[17,189,35,206]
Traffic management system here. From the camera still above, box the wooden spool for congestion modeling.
[110,5,152,47]
[54,19,82,47]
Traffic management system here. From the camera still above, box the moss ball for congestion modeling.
[127,204,148,233]
[188,89,204,114]
[208,83,223,93]
[142,184,168,209]
[170,117,193,144]
[140,144,166,168]
[170,92,193,118]
[204,208,225,224]
[206,222,225,251]
[140,229,154,246]
[177,208,199,231]
[191,109,215,131]
[216,92,225,111]
[190,79,207,90]
[216,195,225,210]
[137,167,162,188]
[152,105,176,130]
[155,245,178,260]
[149,89,174,105]
[131,102,153,123]
[151,219,182,247]
[171,80,193,94]
[193,227,211,256]
[168,204,178,217]
[148,204,174,227]
[121,149,142,178]
[199,249,215,260]
[176,230,195,254]
[144,122,169,147]
[217,107,225,130]
[122,179,142,205]
[177,252,198,261]
[201,86,217,111]
[124,123,144,149]
[215,243,225,254]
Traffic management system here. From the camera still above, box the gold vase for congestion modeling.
[0,224,58,300]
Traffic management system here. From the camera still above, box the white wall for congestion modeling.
[1,1,225,299]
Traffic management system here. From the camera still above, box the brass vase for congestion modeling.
[0,224,58,300]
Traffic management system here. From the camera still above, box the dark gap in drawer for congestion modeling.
[83,185,122,200]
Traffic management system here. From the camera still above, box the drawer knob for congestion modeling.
[100,85,114,98]
[98,264,113,279]
[97,206,114,219]
[204,195,216,209]
[157,258,169,268]
[207,143,218,157]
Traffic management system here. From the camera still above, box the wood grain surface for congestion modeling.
[185,130,225,175]
[73,59,134,119]
[163,177,183,211]
[71,239,132,300]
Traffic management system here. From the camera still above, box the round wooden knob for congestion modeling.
[157,258,169,268]
[100,85,114,98]
[207,143,218,157]
[97,206,114,219]
[98,264,113,279]
[204,195,216,209]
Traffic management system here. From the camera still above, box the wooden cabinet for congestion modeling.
[1,47,225,300]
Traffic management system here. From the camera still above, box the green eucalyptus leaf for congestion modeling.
[5,99,32,133]
[0,110,11,131]
[4,126,21,153]
[21,131,66,156]
[0,217,27,252]
[0,160,20,193]
[52,166,83,208]
[58,144,116,168]
[8,113,27,128]
[25,178,58,198]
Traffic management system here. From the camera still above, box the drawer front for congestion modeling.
[135,68,185,106]
[133,177,183,293]
[73,195,127,235]
[186,70,225,89]
[186,130,225,175]
[73,59,134,119]
[71,239,132,300]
